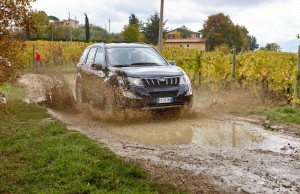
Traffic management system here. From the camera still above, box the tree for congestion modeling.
[49,15,60,22]
[249,36,259,51]
[262,43,281,51]
[122,14,145,43]
[22,11,39,39]
[0,0,36,37]
[141,12,167,45]
[179,25,192,38]
[35,11,50,38]
[121,24,140,42]
[84,13,90,42]
[129,14,141,26]
[89,25,109,42]
[201,13,251,51]
[0,0,36,83]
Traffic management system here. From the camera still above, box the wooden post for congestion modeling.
[32,44,35,68]
[198,51,202,88]
[293,45,300,108]
[158,0,164,51]
[232,45,236,80]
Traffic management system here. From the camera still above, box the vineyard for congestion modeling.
[1,40,298,103]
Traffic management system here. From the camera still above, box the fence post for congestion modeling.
[32,44,35,68]
[198,51,202,88]
[232,45,236,80]
[293,45,300,108]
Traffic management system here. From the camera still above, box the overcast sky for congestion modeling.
[32,0,300,45]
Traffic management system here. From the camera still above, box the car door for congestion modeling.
[89,46,107,104]
[81,47,97,99]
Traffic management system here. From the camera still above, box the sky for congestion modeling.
[32,0,300,50]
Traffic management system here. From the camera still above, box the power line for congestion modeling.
[86,0,112,14]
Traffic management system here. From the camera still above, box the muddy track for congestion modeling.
[19,73,300,194]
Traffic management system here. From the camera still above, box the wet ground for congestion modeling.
[19,73,300,194]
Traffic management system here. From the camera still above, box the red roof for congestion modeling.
[165,38,206,43]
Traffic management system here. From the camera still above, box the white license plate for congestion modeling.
[156,97,173,104]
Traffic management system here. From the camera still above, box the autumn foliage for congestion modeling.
[0,0,37,83]
[161,47,297,102]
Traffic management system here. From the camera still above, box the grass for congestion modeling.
[0,84,186,194]
[250,106,300,125]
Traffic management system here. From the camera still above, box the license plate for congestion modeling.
[156,97,173,104]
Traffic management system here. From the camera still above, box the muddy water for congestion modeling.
[105,117,300,152]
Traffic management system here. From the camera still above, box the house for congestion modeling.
[56,19,79,29]
[165,38,206,50]
[166,28,200,39]
[164,28,206,50]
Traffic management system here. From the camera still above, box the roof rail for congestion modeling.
[133,42,147,45]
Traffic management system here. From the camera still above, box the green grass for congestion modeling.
[250,106,300,125]
[0,84,186,194]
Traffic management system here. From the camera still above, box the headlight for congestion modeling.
[180,75,191,85]
[127,77,144,86]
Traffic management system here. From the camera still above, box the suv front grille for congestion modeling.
[149,91,178,98]
[142,77,180,87]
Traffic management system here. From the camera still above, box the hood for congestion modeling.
[114,65,185,78]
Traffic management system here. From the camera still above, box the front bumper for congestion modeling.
[121,85,193,109]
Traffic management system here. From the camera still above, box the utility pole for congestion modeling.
[158,0,164,51]
[108,19,111,34]
[69,12,72,42]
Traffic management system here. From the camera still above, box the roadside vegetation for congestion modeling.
[0,84,185,194]
[251,106,300,125]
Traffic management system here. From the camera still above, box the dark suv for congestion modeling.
[75,43,193,112]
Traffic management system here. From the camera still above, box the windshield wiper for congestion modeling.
[113,64,131,67]
[130,62,158,66]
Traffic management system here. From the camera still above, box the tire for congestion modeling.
[75,80,86,103]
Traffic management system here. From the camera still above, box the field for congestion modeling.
[1,41,300,193]
[16,41,297,104]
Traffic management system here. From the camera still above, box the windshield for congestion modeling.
[106,47,168,67]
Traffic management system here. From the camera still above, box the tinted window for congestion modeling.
[79,48,90,63]
[94,47,104,65]
[86,47,97,67]
[107,47,168,66]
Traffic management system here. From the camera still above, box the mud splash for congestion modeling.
[18,73,300,151]
[19,73,201,124]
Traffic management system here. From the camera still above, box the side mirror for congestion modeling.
[169,61,176,66]
[91,63,103,70]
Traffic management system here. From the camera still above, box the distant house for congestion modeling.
[164,28,206,50]
[166,28,200,39]
[56,19,79,29]
[165,38,206,50]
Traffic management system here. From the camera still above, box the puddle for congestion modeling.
[107,118,300,152]
[19,73,300,153]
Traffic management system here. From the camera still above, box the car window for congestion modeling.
[94,47,104,65]
[79,48,90,63]
[86,47,97,67]
[107,47,168,66]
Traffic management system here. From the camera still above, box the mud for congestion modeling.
[19,73,300,194]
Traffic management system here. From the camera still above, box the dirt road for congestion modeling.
[19,73,300,194]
